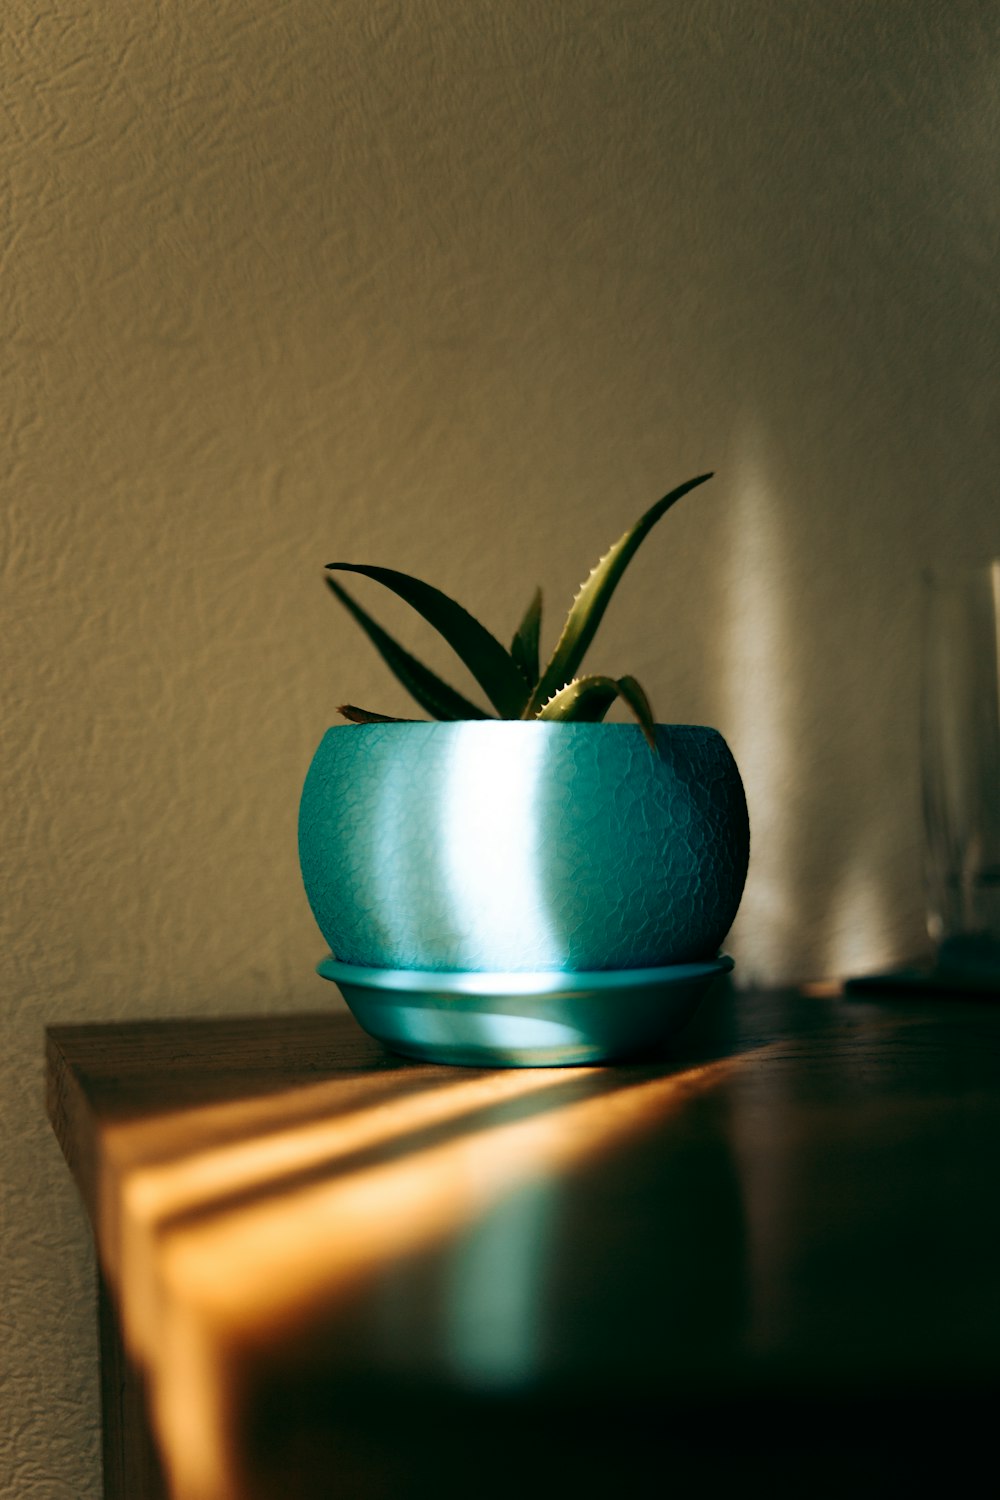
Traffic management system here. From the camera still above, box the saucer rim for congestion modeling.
[316,952,733,998]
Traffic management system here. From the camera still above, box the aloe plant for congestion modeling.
[325,472,712,748]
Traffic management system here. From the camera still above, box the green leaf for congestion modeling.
[325,576,492,721]
[510,587,542,689]
[326,562,530,718]
[526,473,713,716]
[611,674,658,749]
[337,704,412,724]
[534,673,658,750]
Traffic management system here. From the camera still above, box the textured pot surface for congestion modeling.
[298,721,750,972]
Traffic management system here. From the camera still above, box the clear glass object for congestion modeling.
[921,562,1000,974]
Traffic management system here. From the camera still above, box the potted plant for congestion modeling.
[299,472,750,1065]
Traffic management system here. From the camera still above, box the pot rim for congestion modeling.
[318,720,726,738]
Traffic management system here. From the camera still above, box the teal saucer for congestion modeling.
[316,954,734,1067]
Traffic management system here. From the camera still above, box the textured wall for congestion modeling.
[3,1,999,1493]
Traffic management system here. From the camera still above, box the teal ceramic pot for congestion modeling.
[298,721,749,973]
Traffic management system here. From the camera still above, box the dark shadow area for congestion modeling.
[50,1010,412,1119]
[241,1370,1000,1500]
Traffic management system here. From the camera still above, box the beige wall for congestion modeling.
[4,1,999,1492]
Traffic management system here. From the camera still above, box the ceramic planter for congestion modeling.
[299,719,748,965]
[300,721,748,1063]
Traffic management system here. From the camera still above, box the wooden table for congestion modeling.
[47,982,1000,1500]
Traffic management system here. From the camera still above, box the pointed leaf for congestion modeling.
[535,675,618,722]
[510,587,542,689]
[326,562,529,718]
[325,576,491,721]
[337,704,413,724]
[534,673,658,750]
[527,473,713,715]
[611,674,658,749]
